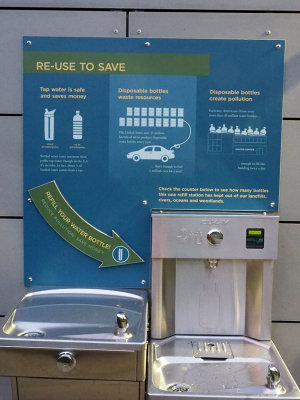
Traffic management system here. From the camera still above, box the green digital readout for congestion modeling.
[246,228,264,249]
[248,230,262,236]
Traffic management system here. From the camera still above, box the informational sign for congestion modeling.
[23,37,285,288]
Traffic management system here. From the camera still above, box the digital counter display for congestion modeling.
[246,228,264,249]
[248,230,262,236]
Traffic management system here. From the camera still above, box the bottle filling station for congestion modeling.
[0,36,299,399]
[148,212,300,398]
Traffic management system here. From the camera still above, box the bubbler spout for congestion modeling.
[115,311,129,336]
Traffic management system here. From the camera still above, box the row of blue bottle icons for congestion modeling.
[44,109,83,141]
[210,124,267,136]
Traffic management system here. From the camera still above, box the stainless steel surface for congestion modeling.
[192,340,233,359]
[56,351,76,373]
[151,258,176,339]
[17,377,141,400]
[246,260,273,340]
[0,347,139,380]
[152,213,279,260]
[0,288,148,351]
[0,289,147,384]
[151,213,277,340]
[152,257,274,339]
[148,336,300,399]
[174,259,246,337]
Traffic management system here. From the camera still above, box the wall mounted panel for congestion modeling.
[0,118,298,220]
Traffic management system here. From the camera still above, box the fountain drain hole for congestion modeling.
[168,384,191,393]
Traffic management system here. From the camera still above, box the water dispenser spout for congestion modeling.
[208,259,219,269]
[115,311,129,336]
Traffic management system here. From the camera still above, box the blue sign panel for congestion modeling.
[23,37,284,288]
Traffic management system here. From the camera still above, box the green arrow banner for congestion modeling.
[28,181,144,268]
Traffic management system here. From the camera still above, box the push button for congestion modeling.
[207,229,223,245]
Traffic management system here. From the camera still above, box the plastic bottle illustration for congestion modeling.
[73,111,83,140]
[260,127,267,136]
[221,124,227,133]
[247,126,253,135]
[234,126,240,134]
[253,128,259,135]
[209,124,216,133]
[216,126,222,133]
[44,109,56,141]
[228,126,234,134]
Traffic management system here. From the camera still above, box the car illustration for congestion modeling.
[127,146,175,163]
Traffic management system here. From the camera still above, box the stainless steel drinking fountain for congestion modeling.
[148,211,300,399]
[0,288,148,400]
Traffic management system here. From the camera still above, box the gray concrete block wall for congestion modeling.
[1,0,300,11]
[0,375,13,400]
[0,2,299,397]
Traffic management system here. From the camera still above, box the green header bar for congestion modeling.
[24,52,210,75]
